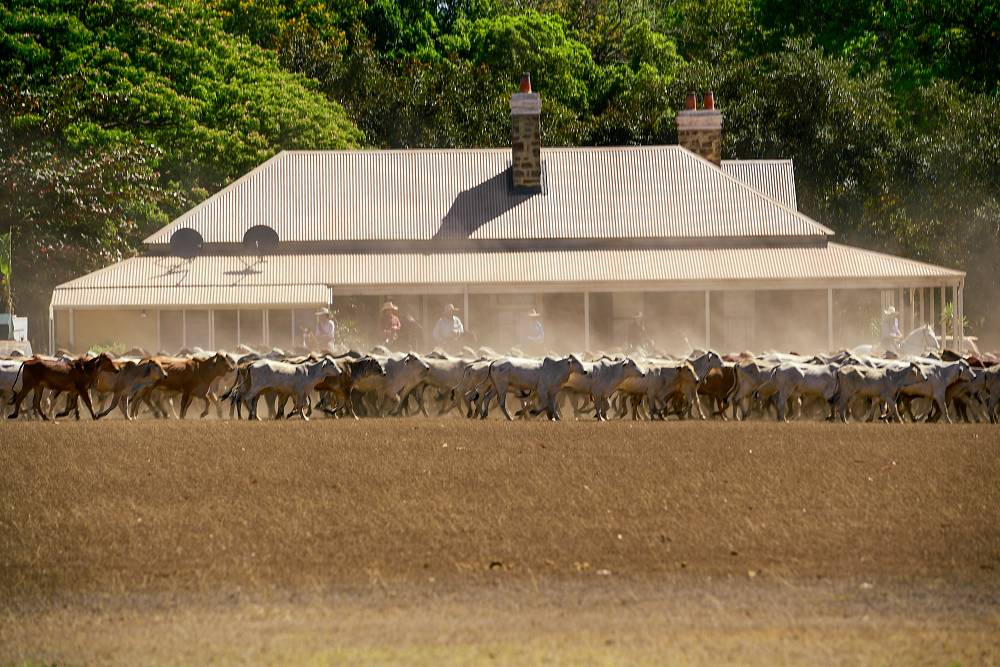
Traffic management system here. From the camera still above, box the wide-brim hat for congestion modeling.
[315,307,331,316]
[381,301,399,312]
[633,311,644,319]
[527,308,541,318]
[443,303,460,313]
[884,306,897,316]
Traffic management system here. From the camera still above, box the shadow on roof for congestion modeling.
[433,168,535,240]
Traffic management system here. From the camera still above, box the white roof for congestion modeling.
[52,243,962,308]
[144,147,828,246]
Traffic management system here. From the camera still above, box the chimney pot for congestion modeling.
[704,90,715,110]
[519,72,532,93]
[685,91,697,110]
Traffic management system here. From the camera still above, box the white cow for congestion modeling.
[485,355,588,420]
[768,363,840,422]
[354,353,431,417]
[835,363,927,422]
[587,358,645,421]
[240,358,344,420]
[898,359,975,423]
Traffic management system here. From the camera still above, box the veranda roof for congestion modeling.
[52,243,963,309]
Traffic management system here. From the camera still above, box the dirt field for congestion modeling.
[1,421,999,666]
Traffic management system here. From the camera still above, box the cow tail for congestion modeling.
[8,362,25,405]
[221,366,246,402]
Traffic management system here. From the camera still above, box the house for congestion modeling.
[50,77,965,354]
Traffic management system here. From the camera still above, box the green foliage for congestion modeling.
[2,0,1000,345]
[0,0,362,344]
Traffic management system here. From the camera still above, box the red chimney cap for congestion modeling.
[519,73,532,93]
[704,90,715,110]
[685,91,697,110]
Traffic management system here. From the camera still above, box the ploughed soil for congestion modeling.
[1,421,998,665]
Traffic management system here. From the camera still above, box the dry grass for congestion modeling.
[1,421,999,665]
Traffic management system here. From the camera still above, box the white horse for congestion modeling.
[853,324,941,358]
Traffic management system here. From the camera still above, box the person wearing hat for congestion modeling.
[379,301,402,347]
[519,308,545,354]
[880,305,902,353]
[432,303,464,346]
[314,307,336,350]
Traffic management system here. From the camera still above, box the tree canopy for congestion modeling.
[1,0,999,345]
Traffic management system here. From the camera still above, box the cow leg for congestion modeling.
[885,395,903,422]
[76,387,100,420]
[493,383,513,421]
[31,387,50,422]
[179,391,193,419]
[934,391,951,424]
[98,391,122,419]
[8,387,30,419]
[295,391,309,420]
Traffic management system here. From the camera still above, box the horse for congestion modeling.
[853,324,941,358]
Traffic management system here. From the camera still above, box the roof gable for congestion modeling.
[144,146,830,247]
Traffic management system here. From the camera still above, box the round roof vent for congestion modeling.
[169,228,204,259]
[243,225,279,255]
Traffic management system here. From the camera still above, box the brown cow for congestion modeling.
[697,365,738,420]
[139,353,235,419]
[96,358,168,419]
[313,356,386,419]
[8,353,117,420]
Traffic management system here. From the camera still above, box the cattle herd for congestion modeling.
[1,345,999,423]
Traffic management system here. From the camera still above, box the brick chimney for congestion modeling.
[676,90,723,165]
[510,72,542,191]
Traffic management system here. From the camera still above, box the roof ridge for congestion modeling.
[676,146,831,235]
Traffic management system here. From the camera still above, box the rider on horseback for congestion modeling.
[880,306,902,354]
[432,303,465,350]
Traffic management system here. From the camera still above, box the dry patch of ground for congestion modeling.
[1,421,998,665]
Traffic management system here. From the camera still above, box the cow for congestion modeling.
[898,359,975,423]
[834,363,927,423]
[697,365,738,420]
[400,355,472,417]
[238,357,344,420]
[730,360,778,421]
[93,358,168,419]
[353,353,431,417]
[768,363,840,422]
[484,355,588,420]
[139,353,236,419]
[986,366,1000,424]
[587,357,645,421]
[8,353,117,420]
[616,360,701,421]
[314,356,386,419]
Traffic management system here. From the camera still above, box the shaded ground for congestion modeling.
[1,421,998,665]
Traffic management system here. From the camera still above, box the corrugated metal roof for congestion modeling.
[53,243,962,308]
[144,147,828,246]
[51,284,327,308]
[721,160,797,210]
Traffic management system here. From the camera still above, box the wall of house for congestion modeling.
[71,309,158,353]
[53,309,71,352]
